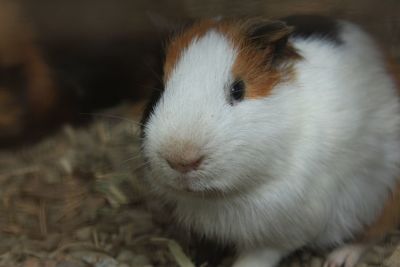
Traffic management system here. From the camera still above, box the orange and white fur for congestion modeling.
[141,15,400,267]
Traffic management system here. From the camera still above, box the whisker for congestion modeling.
[130,161,151,172]
[137,84,164,93]
[95,171,132,179]
[120,154,144,165]
[141,60,164,85]
[80,112,144,127]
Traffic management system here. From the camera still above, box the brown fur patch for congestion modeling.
[163,18,301,98]
[228,19,300,99]
[386,56,400,93]
[0,89,23,133]
[360,181,400,242]
[24,46,57,119]
[163,20,217,82]
[0,0,57,139]
[231,44,288,99]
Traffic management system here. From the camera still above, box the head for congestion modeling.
[141,18,301,198]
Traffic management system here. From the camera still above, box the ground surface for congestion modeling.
[0,103,399,267]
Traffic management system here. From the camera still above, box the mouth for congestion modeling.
[161,176,232,199]
[149,163,239,198]
[166,184,228,198]
[165,179,208,194]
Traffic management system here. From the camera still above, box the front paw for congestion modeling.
[232,248,285,267]
[323,243,367,267]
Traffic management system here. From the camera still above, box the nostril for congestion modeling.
[167,156,204,173]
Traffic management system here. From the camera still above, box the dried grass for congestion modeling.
[0,103,398,267]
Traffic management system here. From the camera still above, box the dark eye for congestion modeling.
[230,79,245,104]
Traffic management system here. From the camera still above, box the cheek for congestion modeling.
[142,102,259,185]
[143,149,177,187]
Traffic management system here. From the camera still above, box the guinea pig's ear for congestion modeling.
[243,19,298,64]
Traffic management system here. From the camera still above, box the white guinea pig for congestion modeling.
[141,15,400,267]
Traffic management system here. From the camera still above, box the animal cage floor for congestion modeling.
[0,103,399,267]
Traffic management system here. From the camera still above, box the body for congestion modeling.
[141,15,400,267]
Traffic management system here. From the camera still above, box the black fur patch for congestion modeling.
[140,86,164,138]
[281,14,342,44]
[139,21,196,139]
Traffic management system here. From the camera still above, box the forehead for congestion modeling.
[164,20,239,81]
[163,19,296,99]
[165,30,237,92]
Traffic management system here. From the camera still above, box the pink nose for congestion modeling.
[167,156,204,173]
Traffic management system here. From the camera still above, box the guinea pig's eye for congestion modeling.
[229,79,245,104]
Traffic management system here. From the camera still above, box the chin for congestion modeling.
[153,174,233,200]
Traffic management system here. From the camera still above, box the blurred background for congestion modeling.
[0,0,399,266]
[1,0,400,146]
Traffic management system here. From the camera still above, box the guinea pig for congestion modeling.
[140,15,400,267]
[0,0,58,144]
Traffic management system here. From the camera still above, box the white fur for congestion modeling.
[142,21,400,265]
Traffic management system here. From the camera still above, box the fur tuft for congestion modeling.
[141,16,400,265]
